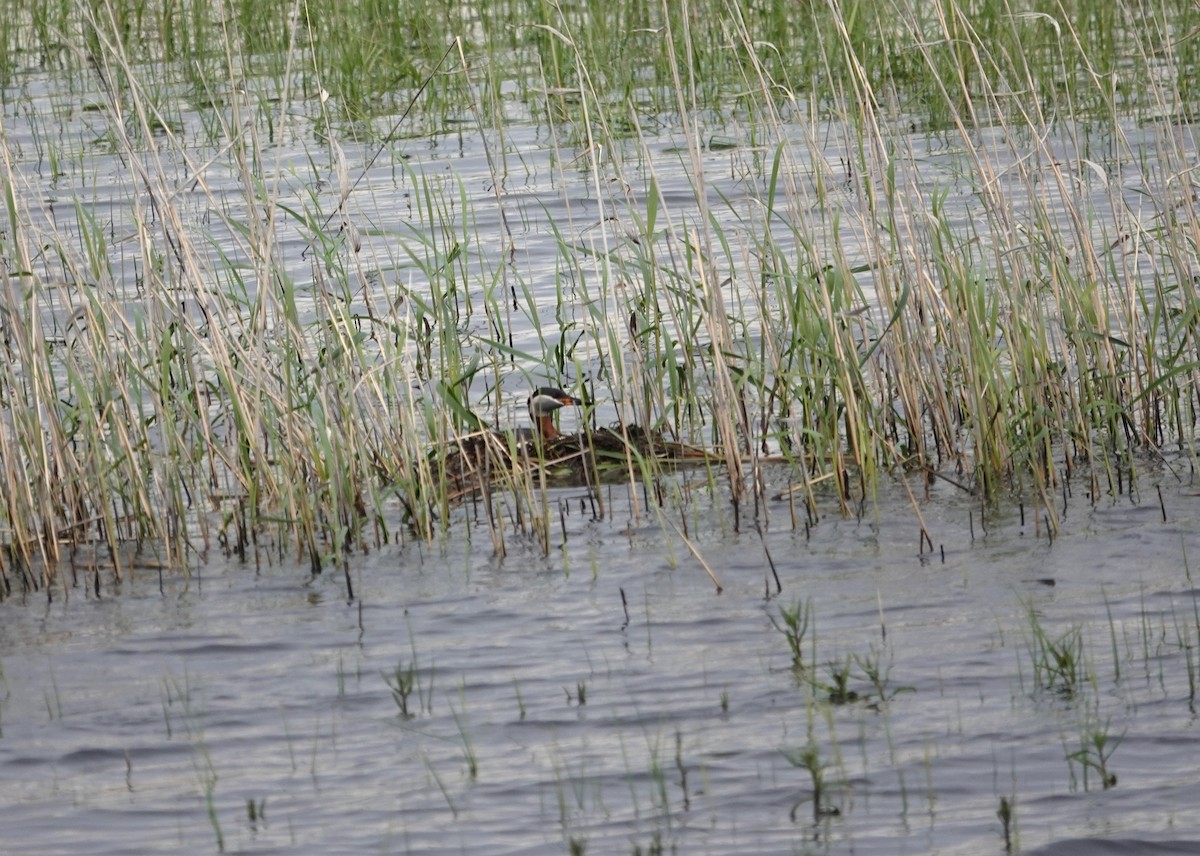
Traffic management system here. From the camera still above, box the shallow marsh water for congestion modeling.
[4,16,1200,856]
[3,466,1200,854]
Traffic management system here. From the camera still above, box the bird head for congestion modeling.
[527,387,583,418]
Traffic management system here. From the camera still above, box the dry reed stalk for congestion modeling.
[659,0,747,507]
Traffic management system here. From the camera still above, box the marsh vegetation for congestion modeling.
[1,0,1198,593]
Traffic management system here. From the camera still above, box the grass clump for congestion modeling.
[1025,609,1088,699]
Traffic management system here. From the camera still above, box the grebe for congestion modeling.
[527,387,582,440]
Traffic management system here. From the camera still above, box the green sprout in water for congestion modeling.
[246,797,266,827]
[821,656,860,705]
[769,598,812,672]
[384,660,417,718]
[998,796,1015,852]
[1026,607,1087,698]
[809,647,913,707]
[782,741,840,824]
[1067,718,1123,791]
[854,644,916,706]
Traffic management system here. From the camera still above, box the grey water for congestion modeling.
[3,467,1200,854]
[3,38,1200,856]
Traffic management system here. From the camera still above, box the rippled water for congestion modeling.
[3,465,1200,854]
[4,27,1200,855]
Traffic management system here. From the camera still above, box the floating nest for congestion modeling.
[432,425,715,498]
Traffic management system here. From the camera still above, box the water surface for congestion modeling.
[2,468,1199,854]
[4,17,1200,855]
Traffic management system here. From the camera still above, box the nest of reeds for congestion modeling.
[433,424,714,498]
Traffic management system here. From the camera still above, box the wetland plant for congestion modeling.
[384,641,433,719]
[245,797,266,826]
[674,729,690,813]
[192,740,224,852]
[43,665,63,721]
[820,656,861,705]
[565,681,587,706]
[384,629,436,715]
[782,741,839,824]
[1066,717,1123,791]
[769,598,813,673]
[1025,609,1088,699]
[4,0,1200,588]
[1181,552,1200,708]
[814,647,914,707]
[421,750,459,818]
[449,698,478,780]
[384,659,417,718]
[854,644,915,706]
[997,796,1015,852]
[513,678,526,721]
